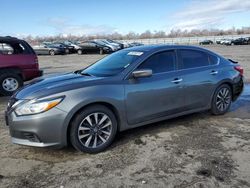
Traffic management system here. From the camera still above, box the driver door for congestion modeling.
[124,50,185,125]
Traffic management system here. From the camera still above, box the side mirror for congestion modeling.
[132,69,152,78]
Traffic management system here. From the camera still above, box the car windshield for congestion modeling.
[81,50,143,77]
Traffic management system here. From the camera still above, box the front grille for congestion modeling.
[11,131,40,142]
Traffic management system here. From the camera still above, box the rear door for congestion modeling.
[177,49,219,109]
[125,50,185,125]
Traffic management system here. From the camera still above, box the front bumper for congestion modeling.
[6,106,68,148]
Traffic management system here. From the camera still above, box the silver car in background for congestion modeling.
[5,45,244,153]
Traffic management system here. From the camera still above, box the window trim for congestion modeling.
[177,49,220,71]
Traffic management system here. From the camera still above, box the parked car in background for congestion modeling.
[93,40,117,52]
[220,39,232,45]
[77,41,112,55]
[199,40,213,45]
[216,39,222,44]
[244,37,250,44]
[63,41,81,52]
[130,42,144,47]
[118,41,131,48]
[5,45,243,153]
[33,44,65,55]
[106,39,124,49]
[97,39,121,51]
[50,43,73,54]
[231,38,248,45]
[0,36,42,95]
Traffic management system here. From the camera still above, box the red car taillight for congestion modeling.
[34,56,38,63]
[34,56,39,69]
[234,65,244,76]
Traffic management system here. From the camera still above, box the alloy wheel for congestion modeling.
[216,87,231,112]
[78,112,112,148]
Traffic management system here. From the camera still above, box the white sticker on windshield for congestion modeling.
[127,51,143,56]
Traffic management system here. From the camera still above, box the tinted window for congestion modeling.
[180,50,209,69]
[0,43,14,54]
[138,51,175,73]
[209,54,219,65]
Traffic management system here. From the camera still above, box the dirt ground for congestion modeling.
[0,45,250,187]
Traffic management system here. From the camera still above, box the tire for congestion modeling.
[211,84,232,115]
[65,49,70,54]
[49,50,55,56]
[0,73,23,96]
[100,48,104,55]
[77,49,83,55]
[70,105,118,153]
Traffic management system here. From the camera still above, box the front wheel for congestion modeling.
[211,84,232,115]
[70,105,117,153]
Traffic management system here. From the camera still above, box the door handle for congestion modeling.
[210,70,218,75]
[171,78,183,84]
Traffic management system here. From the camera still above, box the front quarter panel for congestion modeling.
[55,83,126,145]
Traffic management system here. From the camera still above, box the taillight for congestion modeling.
[34,56,38,63]
[234,65,244,76]
[34,56,39,69]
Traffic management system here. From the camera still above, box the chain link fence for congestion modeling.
[120,34,250,45]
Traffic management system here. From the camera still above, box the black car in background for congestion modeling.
[50,43,74,54]
[77,41,112,55]
[199,40,213,45]
[231,38,248,45]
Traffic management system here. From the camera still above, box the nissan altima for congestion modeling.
[5,45,244,153]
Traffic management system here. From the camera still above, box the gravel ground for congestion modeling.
[0,45,249,187]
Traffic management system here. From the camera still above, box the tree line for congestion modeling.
[25,26,250,44]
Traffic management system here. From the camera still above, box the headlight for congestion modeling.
[15,97,64,116]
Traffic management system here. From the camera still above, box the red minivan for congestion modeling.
[0,36,43,96]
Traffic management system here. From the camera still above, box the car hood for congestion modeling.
[13,72,105,100]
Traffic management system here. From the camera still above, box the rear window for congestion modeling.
[208,54,219,65]
[179,49,209,69]
[0,41,32,55]
[0,43,14,54]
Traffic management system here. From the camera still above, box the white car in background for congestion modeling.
[220,39,232,45]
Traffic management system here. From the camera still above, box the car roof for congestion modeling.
[125,44,210,52]
[0,36,23,44]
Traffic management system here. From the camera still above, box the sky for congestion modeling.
[0,0,250,37]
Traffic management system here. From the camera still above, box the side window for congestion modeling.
[208,54,219,65]
[179,50,209,69]
[0,43,14,55]
[138,51,175,74]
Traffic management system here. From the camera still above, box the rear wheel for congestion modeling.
[0,73,23,96]
[77,49,83,55]
[49,50,55,56]
[70,105,117,153]
[211,84,232,115]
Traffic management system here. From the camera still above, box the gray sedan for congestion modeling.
[32,45,63,56]
[6,45,244,153]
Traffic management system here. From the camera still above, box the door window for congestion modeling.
[138,51,175,74]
